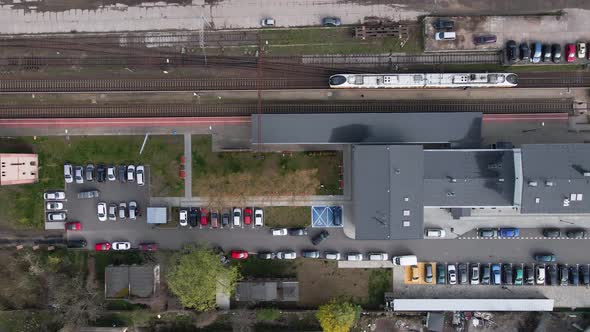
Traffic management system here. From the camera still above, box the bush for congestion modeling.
[256,308,281,322]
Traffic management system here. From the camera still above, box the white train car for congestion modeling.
[329,73,518,89]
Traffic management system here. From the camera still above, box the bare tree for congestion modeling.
[47,274,103,330]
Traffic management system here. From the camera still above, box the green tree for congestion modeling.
[316,298,361,332]
[167,246,240,311]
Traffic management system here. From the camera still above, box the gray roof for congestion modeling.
[130,265,156,298]
[521,144,590,214]
[252,113,482,148]
[392,299,554,312]
[105,265,158,299]
[352,145,424,240]
[423,150,515,207]
[147,207,167,224]
[235,281,299,302]
[105,266,129,298]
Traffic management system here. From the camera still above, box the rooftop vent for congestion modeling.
[545,181,554,187]
[528,181,538,187]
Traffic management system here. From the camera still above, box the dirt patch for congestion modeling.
[264,206,310,228]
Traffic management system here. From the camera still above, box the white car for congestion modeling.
[276,251,297,260]
[107,165,116,181]
[127,165,135,182]
[44,191,66,200]
[424,228,446,238]
[97,202,107,222]
[46,201,64,211]
[536,265,546,285]
[118,202,127,220]
[64,163,73,183]
[254,208,264,227]
[74,166,83,184]
[128,201,137,220]
[325,251,341,260]
[112,242,131,251]
[179,209,188,226]
[448,264,457,285]
[261,18,275,27]
[347,253,363,261]
[233,207,242,226]
[271,228,288,236]
[47,212,66,221]
[578,42,587,59]
[368,252,389,261]
[136,165,145,186]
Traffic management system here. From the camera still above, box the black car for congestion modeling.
[547,264,558,285]
[580,265,590,285]
[543,228,561,238]
[542,44,552,62]
[221,211,231,228]
[118,164,127,183]
[458,263,468,285]
[67,239,87,249]
[566,229,586,239]
[97,164,106,182]
[552,43,562,63]
[288,228,308,236]
[480,265,491,285]
[311,230,330,245]
[425,264,433,283]
[433,18,454,30]
[301,250,320,258]
[188,208,198,227]
[258,252,275,260]
[436,264,446,284]
[502,264,513,285]
[332,206,342,226]
[506,40,518,63]
[520,43,531,62]
[560,265,569,286]
[473,34,496,45]
[570,266,580,286]
[321,17,341,27]
[524,265,535,285]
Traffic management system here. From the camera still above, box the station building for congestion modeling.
[251,113,590,240]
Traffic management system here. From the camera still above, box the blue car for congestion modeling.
[499,228,520,238]
[491,264,502,285]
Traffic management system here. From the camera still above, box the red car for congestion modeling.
[566,43,576,62]
[95,242,111,251]
[139,243,158,251]
[243,207,253,225]
[230,250,249,260]
[65,221,81,231]
[200,208,209,226]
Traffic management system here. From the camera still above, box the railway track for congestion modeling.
[302,52,502,66]
[517,71,590,88]
[0,100,572,118]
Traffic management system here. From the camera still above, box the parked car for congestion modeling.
[322,17,341,27]
[136,165,145,186]
[479,228,498,238]
[311,230,330,245]
[189,208,198,227]
[570,266,580,286]
[506,40,518,63]
[128,201,137,220]
[48,212,66,221]
[271,228,288,236]
[514,266,524,285]
[232,208,242,226]
[325,251,341,260]
[499,227,519,238]
[481,264,491,285]
[424,228,446,238]
[580,265,590,285]
[112,242,131,251]
[107,165,116,181]
[560,265,569,286]
[368,252,389,261]
[535,253,556,263]
[276,251,297,260]
[210,210,219,228]
[118,202,127,220]
[95,242,111,251]
[260,18,275,27]
[436,264,446,284]
[435,32,456,41]
[74,166,84,184]
[433,18,454,30]
[97,202,107,222]
[502,264,513,285]
[566,43,576,62]
[64,163,73,183]
[578,41,587,58]
[531,42,542,63]
[473,34,496,45]
[542,44,552,62]
[458,263,468,285]
[230,250,248,260]
[200,208,209,226]
[566,229,586,238]
[347,252,363,261]
[258,252,275,260]
[520,43,531,62]
[44,191,65,200]
[332,206,342,226]
[491,264,501,285]
[243,207,252,225]
[448,264,457,285]
[552,44,562,63]
[85,164,94,182]
[65,221,81,231]
[411,265,420,282]
[424,264,434,283]
[179,209,188,227]
[536,265,546,285]
[470,264,480,285]
[77,189,100,199]
[108,204,117,221]
[301,250,320,258]
[97,164,106,182]
[139,243,158,251]
[524,265,535,285]
[67,239,87,249]
[118,165,126,183]
[547,264,558,285]
[126,165,135,182]
[46,201,64,211]
[221,209,231,228]
[289,228,308,236]
[254,208,264,227]
[543,228,561,238]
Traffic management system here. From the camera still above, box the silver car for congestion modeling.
[47,212,66,221]
[108,203,117,221]
[276,251,296,260]
[64,163,73,183]
[74,166,84,184]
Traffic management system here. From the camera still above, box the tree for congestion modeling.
[167,245,240,311]
[316,298,361,332]
[47,274,103,330]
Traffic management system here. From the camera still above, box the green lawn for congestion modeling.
[0,135,184,229]
[264,206,310,228]
[236,257,298,279]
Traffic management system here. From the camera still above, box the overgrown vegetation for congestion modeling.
[316,298,361,332]
[264,206,310,228]
[256,308,281,322]
[237,257,297,279]
[367,269,392,309]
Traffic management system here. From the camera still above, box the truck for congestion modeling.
[392,255,418,266]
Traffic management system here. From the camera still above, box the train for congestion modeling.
[328,73,518,89]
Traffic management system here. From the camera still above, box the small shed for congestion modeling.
[147,207,167,224]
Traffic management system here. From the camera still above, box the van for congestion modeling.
[531,42,542,63]
[435,32,456,41]
[392,255,418,266]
